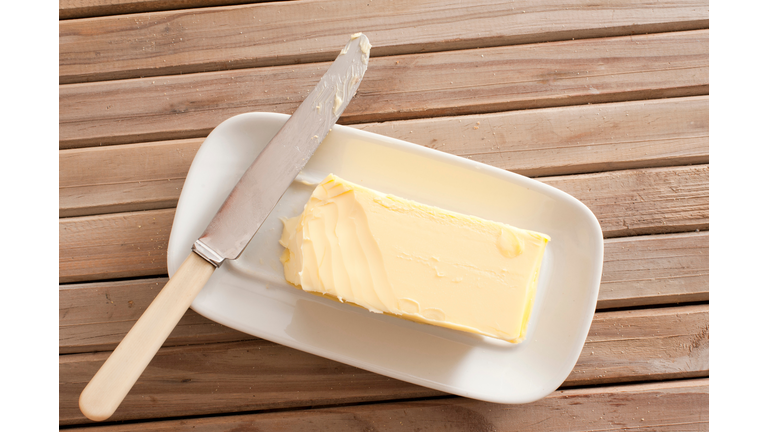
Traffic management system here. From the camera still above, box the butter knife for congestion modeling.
[79,33,371,422]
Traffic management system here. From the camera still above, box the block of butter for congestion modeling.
[279,174,550,343]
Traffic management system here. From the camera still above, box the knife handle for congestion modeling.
[79,252,216,422]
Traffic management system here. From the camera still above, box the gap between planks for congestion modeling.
[59,0,709,83]
[59,29,709,148]
[59,164,709,283]
[58,305,708,425]
[60,379,708,431]
[59,230,708,354]
[60,96,709,218]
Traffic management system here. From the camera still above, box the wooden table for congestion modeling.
[59,0,709,429]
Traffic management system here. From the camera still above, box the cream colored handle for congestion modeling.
[79,252,216,421]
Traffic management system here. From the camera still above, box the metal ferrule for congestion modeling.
[192,239,226,268]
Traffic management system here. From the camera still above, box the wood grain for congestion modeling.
[59,0,709,83]
[60,339,444,425]
[59,30,709,148]
[58,165,708,283]
[566,304,708,386]
[59,209,174,283]
[60,96,709,217]
[601,232,708,308]
[64,379,709,431]
[359,96,710,178]
[60,278,255,354]
[60,232,707,354]
[60,0,272,20]
[60,138,200,217]
[542,165,709,238]
[59,305,708,424]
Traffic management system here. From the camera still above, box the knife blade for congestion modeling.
[195,33,371,266]
[79,34,371,422]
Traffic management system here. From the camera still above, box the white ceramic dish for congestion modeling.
[168,112,603,404]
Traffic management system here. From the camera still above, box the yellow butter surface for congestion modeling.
[279,174,550,343]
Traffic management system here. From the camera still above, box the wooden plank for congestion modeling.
[59,278,255,354]
[60,0,274,20]
[59,209,174,283]
[566,304,708,386]
[60,232,708,354]
[600,232,708,309]
[58,305,708,425]
[60,138,201,217]
[60,96,709,217]
[59,0,709,83]
[64,378,709,431]
[542,165,709,238]
[58,165,708,283]
[359,96,709,178]
[59,339,443,425]
[59,30,709,148]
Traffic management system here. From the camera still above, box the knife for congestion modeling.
[79,33,371,422]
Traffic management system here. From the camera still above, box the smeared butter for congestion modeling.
[332,90,343,116]
[279,174,550,342]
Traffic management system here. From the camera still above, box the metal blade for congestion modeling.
[192,34,371,267]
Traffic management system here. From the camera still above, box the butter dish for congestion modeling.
[168,112,603,404]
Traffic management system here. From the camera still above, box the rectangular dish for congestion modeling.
[167,112,603,403]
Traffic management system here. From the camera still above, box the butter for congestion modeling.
[332,90,344,116]
[279,174,550,343]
